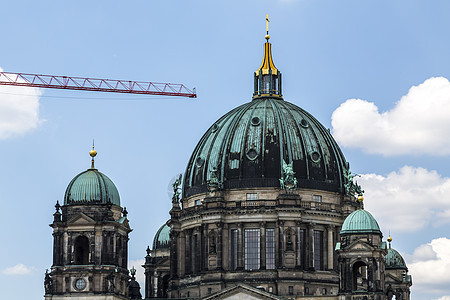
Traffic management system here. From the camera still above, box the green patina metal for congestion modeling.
[153,223,171,250]
[64,168,120,206]
[386,247,408,270]
[183,97,348,197]
[340,209,381,235]
[343,163,364,196]
[279,159,297,190]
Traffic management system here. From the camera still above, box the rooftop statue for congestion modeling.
[343,163,364,197]
[207,167,223,192]
[172,174,182,204]
[279,160,298,190]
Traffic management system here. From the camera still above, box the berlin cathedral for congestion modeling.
[43,18,413,300]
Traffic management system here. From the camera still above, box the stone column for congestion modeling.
[222,223,229,270]
[296,221,301,268]
[237,223,243,270]
[327,225,334,270]
[89,233,95,265]
[275,222,279,269]
[179,231,186,276]
[184,230,191,274]
[308,223,314,270]
[68,234,73,264]
[153,270,158,297]
[170,231,179,278]
[202,225,208,271]
[260,222,266,270]
[113,233,117,264]
[278,221,284,268]
[217,223,223,270]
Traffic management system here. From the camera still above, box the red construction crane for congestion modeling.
[0,71,196,98]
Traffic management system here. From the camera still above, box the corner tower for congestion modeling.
[45,148,132,300]
[335,197,387,300]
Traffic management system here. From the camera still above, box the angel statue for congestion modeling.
[279,160,298,190]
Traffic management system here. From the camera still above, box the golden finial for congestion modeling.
[89,140,97,168]
[387,234,392,248]
[265,14,270,40]
[357,193,364,209]
[357,194,364,203]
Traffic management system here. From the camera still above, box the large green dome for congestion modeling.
[340,209,381,235]
[153,223,171,250]
[386,247,408,270]
[183,97,348,197]
[64,168,120,206]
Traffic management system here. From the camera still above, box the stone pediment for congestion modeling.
[346,240,375,251]
[385,272,402,283]
[67,212,96,225]
[202,283,281,300]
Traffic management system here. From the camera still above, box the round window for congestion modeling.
[251,117,261,126]
[74,278,86,291]
[196,157,204,167]
[246,148,258,160]
[300,119,309,128]
[310,151,320,162]
[211,123,219,132]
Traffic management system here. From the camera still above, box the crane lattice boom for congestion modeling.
[0,71,196,98]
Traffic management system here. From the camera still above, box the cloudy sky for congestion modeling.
[1,1,449,299]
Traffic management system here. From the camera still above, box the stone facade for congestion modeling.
[45,202,131,300]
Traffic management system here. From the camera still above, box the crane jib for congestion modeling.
[0,71,197,98]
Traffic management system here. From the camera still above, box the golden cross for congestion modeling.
[266,14,270,33]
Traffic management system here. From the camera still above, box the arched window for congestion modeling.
[352,261,368,291]
[74,235,89,265]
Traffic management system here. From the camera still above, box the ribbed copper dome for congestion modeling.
[386,248,408,270]
[153,223,171,250]
[183,97,348,197]
[340,209,382,235]
[64,168,120,206]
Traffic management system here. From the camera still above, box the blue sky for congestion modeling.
[1,1,450,299]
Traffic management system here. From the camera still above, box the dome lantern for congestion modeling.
[253,14,282,99]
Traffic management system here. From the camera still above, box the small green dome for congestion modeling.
[340,209,381,235]
[153,223,171,250]
[64,168,120,206]
[386,248,407,270]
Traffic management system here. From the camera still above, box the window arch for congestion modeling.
[352,261,368,291]
[74,235,89,265]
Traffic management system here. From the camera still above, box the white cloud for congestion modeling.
[128,259,145,289]
[2,263,35,275]
[332,77,450,155]
[0,69,43,139]
[359,166,450,232]
[407,238,450,295]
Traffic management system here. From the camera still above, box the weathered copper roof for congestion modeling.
[386,247,408,270]
[183,97,348,197]
[152,222,171,250]
[340,209,382,235]
[64,168,120,206]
